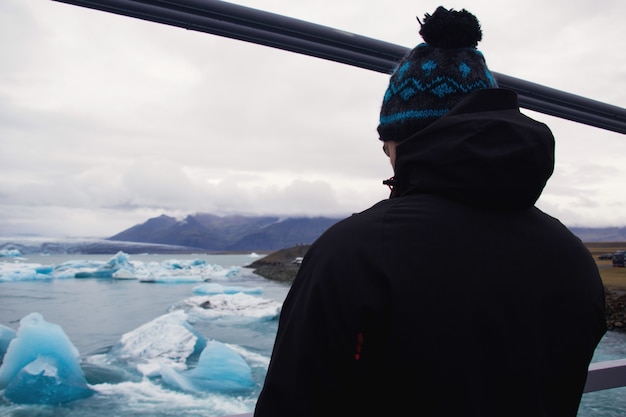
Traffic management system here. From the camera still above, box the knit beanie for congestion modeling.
[377,6,498,142]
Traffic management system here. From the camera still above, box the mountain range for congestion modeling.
[105,213,626,252]
[568,226,626,243]
[2,215,626,256]
[106,213,343,252]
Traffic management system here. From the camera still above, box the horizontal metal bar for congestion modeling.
[148,0,408,61]
[584,358,626,393]
[495,73,624,121]
[51,0,626,134]
[518,95,626,133]
[52,0,400,72]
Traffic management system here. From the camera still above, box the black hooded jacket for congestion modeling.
[254,89,606,417]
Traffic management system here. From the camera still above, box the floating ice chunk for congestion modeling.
[137,259,205,283]
[113,267,136,279]
[0,259,125,282]
[0,262,55,282]
[224,266,241,279]
[138,260,241,283]
[0,249,22,257]
[170,294,281,321]
[192,283,263,296]
[162,259,207,269]
[35,265,54,274]
[160,340,254,393]
[0,324,16,360]
[3,356,93,405]
[75,251,135,279]
[0,313,93,404]
[111,310,206,376]
[106,251,133,268]
[52,259,104,279]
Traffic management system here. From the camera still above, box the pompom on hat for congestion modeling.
[377,6,498,142]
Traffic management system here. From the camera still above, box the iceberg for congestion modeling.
[0,261,55,282]
[138,260,241,283]
[74,251,135,279]
[0,313,93,404]
[112,267,136,279]
[110,310,206,377]
[0,248,22,257]
[169,293,281,321]
[160,340,255,393]
[51,259,108,279]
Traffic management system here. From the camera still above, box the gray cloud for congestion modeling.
[1,0,625,237]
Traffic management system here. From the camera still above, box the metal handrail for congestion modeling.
[52,0,626,134]
[584,358,626,393]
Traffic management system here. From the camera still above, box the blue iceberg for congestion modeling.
[0,248,22,257]
[0,262,55,282]
[160,340,255,393]
[0,313,93,404]
[74,251,134,278]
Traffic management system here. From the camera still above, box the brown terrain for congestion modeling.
[585,242,626,332]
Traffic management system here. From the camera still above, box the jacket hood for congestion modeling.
[392,89,555,209]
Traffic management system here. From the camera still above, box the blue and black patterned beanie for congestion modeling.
[377,6,498,142]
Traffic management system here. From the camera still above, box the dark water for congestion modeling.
[1,254,625,416]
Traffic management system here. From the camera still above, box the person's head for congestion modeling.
[378,6,497,156]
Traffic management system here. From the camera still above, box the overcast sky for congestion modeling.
[1,0,625,238]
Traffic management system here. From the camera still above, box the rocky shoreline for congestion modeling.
[605,288,626,332]
[246,244,309,283]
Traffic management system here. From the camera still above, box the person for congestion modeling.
[254,6,606,417]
